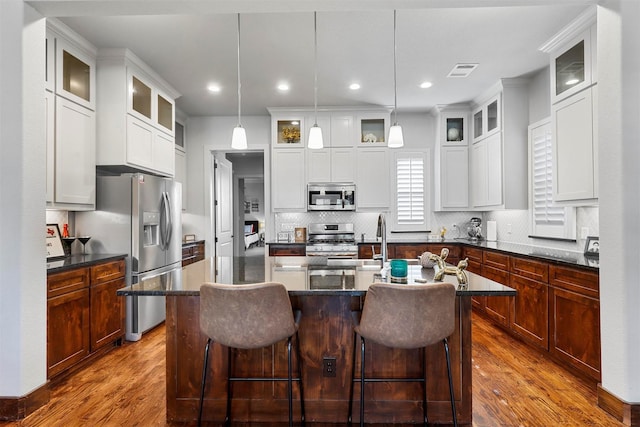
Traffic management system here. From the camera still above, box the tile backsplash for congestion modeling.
[275,206,598,254]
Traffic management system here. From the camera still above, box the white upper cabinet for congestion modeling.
[541,8,598,204]
[272,149,306,211]
[330,114,355,147]
[546,19,597,105]
[96,48,179,177]
[434,106,470,210]
[552,85,598,202]
[46,19,97,211]
[356,148,390,210]
[47,23,96,111]
[472,94,500,143]
[470,78,529,210]
[356,111,391,147]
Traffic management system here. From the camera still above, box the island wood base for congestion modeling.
[165,293,472,424]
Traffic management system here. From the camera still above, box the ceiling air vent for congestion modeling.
[447,63,479,78]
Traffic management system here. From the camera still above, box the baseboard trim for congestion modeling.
[0,382,50,421]
[598,383,640,426]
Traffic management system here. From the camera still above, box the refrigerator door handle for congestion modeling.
[160,192,168,250]
[164,191,173,246]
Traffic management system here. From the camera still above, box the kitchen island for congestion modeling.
[117,256,515,425]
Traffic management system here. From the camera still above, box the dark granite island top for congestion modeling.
[116,256,515,297]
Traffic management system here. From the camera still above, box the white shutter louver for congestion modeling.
[396,157,425,225]
[532,128,565,226]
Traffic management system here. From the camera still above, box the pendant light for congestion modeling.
[231,13,247,150]
[308,11,324,149]
[388,9,404,148]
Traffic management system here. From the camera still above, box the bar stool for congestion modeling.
[198,282,305,426]
[348,282,458,427]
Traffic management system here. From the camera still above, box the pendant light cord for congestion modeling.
[393,9,398,125]
[237,13,242,127]
[314,11,318,126]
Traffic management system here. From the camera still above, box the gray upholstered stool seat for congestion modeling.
[198,282,305,426]
[348,282,458,426]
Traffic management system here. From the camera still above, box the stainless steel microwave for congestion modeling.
[307,183,356,211]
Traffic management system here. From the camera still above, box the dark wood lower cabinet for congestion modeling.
[268,244,306,256]
[182,241,205,266]
[166,293,472,424]
[510,273,549,350]
[47,258,125,379]
[482,251,511,327]
[549,265,600,381]
[47,288,91,378]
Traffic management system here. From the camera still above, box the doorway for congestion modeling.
[224,151,266,284]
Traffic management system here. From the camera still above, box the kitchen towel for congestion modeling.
[486,221,497,241]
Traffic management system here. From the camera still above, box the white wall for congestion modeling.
[0,2,47,397]
[598,1,640,404]
[183,115,270,255]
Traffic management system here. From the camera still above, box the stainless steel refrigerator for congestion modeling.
[76,172,182,341]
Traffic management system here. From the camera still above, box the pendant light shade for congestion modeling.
[388,124,404,148]
[388,9,404,148]
[232,14,247,150]
[308,12,324,149]
[308,125,323,149]
[231,126,247,150]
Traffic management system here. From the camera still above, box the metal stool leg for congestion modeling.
[294,331,306,426]
[444,338,458,427]
[359,337,366,427]
[422,347,428,426]
[287,337,294,427]
[225,347,232,427]
[198,338,212,427]
[347,330,357,424]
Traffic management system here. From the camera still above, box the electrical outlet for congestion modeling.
[581,227,589,239]
[323,357,337,377]
[507,224,512,234]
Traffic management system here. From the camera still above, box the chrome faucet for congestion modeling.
[373,213,387,265]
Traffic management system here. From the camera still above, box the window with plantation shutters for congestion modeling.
[529,119,575,239]
[394,151,430,231]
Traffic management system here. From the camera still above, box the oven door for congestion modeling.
[308,267,356,290]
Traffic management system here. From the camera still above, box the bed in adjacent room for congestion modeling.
[244,220,260,249]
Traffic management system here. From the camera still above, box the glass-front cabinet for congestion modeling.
[54,34,96,111]
[131,76,152,120]
[549,24,596,104]
[472,94,500,143]
[356,111,390,147]
[127,71,175,136]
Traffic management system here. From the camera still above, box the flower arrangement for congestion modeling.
[281,126,301,143]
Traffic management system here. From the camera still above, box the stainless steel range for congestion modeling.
[306,223,358,257]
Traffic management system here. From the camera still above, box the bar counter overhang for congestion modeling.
[117,257,515,425]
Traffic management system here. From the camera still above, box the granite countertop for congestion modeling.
[117,256,516,298]
[47,253,127,274]
[354,238,598,271]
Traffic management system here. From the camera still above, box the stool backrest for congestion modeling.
[199,282,296,349]
[357,282,456,349]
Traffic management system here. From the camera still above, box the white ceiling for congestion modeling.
[30,0,595,117]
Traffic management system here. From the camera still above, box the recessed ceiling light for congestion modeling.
[207,84,221,93]
[349,83,361,90]
[277,83,290,91]
[565,78,579,86]
[419,81,433,89]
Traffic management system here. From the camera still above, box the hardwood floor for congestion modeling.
[1,313,622,426]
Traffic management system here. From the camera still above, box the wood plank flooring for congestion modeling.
[1,313,623,426]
